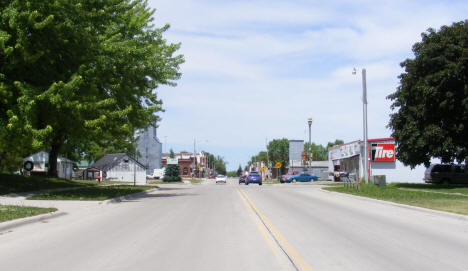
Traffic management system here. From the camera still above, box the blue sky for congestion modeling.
[148,0,468,171]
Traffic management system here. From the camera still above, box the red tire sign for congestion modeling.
[371,143,395,162]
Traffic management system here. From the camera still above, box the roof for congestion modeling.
[367,137,394,143]
[89,153,145,171]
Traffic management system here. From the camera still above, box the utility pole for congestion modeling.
[353,68,369,183]
[133,148,136,186]
[266,137,269,179]
[192,138,196,179]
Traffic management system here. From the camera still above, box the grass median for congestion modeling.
[26,185,155,201]
[323,183,468,215]
[0,174,98,195]
[0,205,57,223]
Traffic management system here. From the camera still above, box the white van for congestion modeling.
[153,168,165,179]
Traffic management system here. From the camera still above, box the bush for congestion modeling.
[162,176,181,182]
[227,171,237,177]
[164,164,180,182]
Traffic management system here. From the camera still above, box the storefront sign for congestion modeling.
[339,142,361,159]
[371,143,395,162]
[329,141,361,160]
[166,158,179,165]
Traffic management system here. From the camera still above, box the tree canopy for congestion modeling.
[267,138,289,173]
[0,1,183,174]
[204,151,227,175]
[388,20,468,167]
[304,140,344,161]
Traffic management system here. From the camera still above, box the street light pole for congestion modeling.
[354,68,369,183]
[362,69,369,184]
[307,118,313,171]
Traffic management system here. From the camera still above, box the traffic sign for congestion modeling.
[275,162,282,168]
[261,167,266,172]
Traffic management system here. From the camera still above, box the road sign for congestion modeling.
[275,162,282,168]
[261,167,266,172]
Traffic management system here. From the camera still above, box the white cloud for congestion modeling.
[150,0,468,170]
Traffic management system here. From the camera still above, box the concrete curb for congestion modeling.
[0,211,67,232]
[101,188,160,204]
[320,186,468,221]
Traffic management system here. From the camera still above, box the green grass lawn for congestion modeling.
[26,185,155,201]
[324,183,468,215]
[0,174,98,195]
[188,179,202,184]
[394,183,468,196]
[0,205,57,223]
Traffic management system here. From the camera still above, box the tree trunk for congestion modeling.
[47,143,61,178]
[0,151,6,171]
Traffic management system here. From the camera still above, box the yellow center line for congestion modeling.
[237,188,313,271]
[236,189,282,260]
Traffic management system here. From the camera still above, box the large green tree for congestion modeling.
[267,138,289,174]
[388,20,468,167]
[0,1,183,175]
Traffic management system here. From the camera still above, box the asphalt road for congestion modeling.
[1,179,468,271]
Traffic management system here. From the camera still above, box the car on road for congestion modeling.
[280,170,299,183]
[246,171,262,185]
[424,164,467,184]
[284,172,318,183]
[215,174,227,184]
[239,175,246,184]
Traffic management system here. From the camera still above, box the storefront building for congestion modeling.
[328,137,432,183]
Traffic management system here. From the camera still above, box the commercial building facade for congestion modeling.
[161,152,208,178]
[328,137,431,183]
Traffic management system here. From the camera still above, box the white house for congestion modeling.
[23,151,74,180]
[87,153,146,184]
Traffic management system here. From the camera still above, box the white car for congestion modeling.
[215,174,227,184]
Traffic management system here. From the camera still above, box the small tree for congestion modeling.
[163,148,180,182]
[237,165,243,176]
[163,164,180,182]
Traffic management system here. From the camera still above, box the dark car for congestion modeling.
[424,164,467,184]
[239,175,246,184]
[246,171,262,185]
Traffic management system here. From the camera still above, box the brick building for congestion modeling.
[162,151,208,178]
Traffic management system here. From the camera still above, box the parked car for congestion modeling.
[246,171,262,185]
[209,174,217,179]
[215,174,227,184]
[239,175,246,184]
[280,170,299,183]
[152,168,165,179]
[424,164,467,184]
[284,172,318,183]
